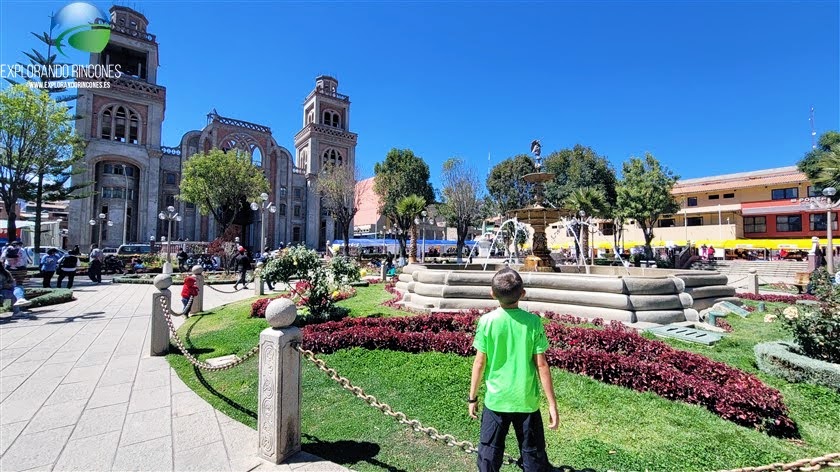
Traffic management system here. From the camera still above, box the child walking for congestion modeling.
[181,274,199,311]
[468,267,558,472]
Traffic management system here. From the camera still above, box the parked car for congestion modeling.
[23,246,68,268]
[102,247,118,256]
[117,243,152,255]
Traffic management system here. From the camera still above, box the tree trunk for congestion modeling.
[409,225,418,263]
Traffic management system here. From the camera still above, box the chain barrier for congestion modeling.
[294,344,520,467]
[727,275,751,287]
[158,296,259,371]
[711,453,840,472]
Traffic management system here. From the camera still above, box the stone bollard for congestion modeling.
[150,274,172,356]
[255,262,265,296]
[380,263,387,281]
[747,268,759,295]
[258,298,302,464]
[190,265,204,315]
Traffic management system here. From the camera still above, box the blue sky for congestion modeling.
[1,1,838,190]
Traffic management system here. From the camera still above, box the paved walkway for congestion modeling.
[0,278,347,471]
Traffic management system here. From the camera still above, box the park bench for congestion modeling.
[793,272,810,294]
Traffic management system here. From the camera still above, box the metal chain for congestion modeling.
[158,296,259,371]
[711,453,840,472]
[294,344,519,466]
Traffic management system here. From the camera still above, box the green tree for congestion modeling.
[798,131,840,192]
[563,187,608,264]
[0,85,81,246]
[396,194,427,263]
[179,148,270,237]
[486,154,535,215]
[319,163,362,256]
[543,144,618,209]
[616,153,681,260]
[373,149,435,259]
[437,158,483,263]
[8,28,88,254]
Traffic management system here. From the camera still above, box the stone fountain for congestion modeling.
[508,140,563,271]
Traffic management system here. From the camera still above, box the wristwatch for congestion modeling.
[467,396,478,403]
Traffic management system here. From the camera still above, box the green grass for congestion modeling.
[168,288,840,472]
[336,284,407,317]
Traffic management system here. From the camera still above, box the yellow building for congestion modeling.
[547,166,835,258]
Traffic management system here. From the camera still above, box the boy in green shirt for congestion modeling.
[468,267,558,472]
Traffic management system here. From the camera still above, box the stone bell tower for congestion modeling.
[293,76,358,249]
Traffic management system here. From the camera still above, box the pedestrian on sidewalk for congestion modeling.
[40,248,60,288]
[468,267,558,472]
[88,244,103,284]
[232,246,250,290]
[57,248,80,289]
[2,239,28,280]
[181,274,198,310]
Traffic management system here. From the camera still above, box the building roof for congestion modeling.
[354,177,381,226]
[674,166,808,195]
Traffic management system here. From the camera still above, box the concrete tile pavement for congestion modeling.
[0,278,349,471]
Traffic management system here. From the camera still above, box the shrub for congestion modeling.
[329,256,361,285]
[755,341,840,391]
[301,311,798,437]
[778,268,840,364]
[249,294,348,327]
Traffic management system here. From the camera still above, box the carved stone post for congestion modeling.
[747,268,759,295]
[150,274,172,356]
[190,265,204,315]
[255,262,265,296]
[258,298,302,464]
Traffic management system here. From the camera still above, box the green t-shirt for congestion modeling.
[473,307,549,413]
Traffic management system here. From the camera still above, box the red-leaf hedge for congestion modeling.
[737,292,817,303]
[302,313,798,437]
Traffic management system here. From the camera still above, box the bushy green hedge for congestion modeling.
[1,288,74,312]
[755,341,840,391]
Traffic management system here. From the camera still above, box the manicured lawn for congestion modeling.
[168,287,840,472]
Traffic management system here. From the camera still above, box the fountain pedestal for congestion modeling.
[510,170,562,271]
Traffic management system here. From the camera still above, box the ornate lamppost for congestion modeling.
[158,206,181,274]
[89,213,113,248]
[250,192,277,253]
[414,210,435,263]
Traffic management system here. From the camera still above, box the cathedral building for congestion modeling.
[68,6,357,251]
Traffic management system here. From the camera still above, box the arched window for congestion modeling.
[321,110,341,129]
[322,148,343,167]
[99,104,142,144]
[219,132,262,167]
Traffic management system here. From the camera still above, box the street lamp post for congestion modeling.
[121,164,129,245]
[158,206,181,274]
[250,192,277,253]
[808,187,839,274]
[89,213,113,248]
[414,210,430,263]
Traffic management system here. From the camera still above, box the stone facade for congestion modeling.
[69,6,356,251]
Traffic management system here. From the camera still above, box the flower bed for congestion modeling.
[737,292,817,303]
[755,341,840,391]
[302,312,798,437]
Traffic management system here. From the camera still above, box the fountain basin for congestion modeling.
[393,264,737,325]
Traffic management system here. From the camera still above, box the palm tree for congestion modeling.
[563,188,608,264]
[396,194,427,263]
[816,144,840,191]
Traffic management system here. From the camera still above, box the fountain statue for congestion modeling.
[508,140,563,271]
